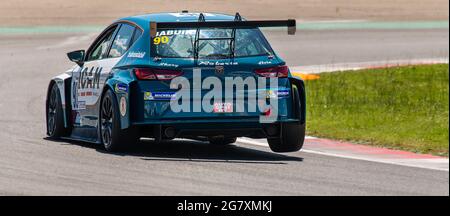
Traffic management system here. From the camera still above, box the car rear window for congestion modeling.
[153,28,273,58]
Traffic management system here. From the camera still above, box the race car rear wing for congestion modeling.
[149,13,296,59]
[150,20,296,37]
[150,13,296,37]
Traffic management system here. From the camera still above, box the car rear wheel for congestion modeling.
[47,84,69,138]
[267,123,305,152]
[267,84,305,152]
[208,136,237,145]
[100,89,138,152]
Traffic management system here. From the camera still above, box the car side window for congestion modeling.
[87,27,117,61]
[108,24,136,58]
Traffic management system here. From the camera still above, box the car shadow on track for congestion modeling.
[44,137,303,165]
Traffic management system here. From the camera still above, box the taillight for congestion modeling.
[134,68,183,80]
[134,68,156,80]
[254,65,289,78]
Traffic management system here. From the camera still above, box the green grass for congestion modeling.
[305,64,449,156]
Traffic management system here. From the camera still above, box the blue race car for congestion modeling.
[46,11,306,152]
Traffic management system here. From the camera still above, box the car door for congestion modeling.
[71,23,138,138]
[71,24,118,135]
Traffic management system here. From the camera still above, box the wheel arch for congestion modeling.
[289,77,306,124]
[100,78,132,130]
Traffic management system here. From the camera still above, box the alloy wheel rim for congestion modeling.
[101,96,113,147]
[47,88,57,135]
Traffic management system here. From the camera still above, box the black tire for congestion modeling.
[208,137,237,145]
[100,89,138,152]
[267,84,305,152]
[267,123,305,152]
[47,84,69,138]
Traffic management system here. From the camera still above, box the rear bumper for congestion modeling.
[131,117,299,125]
[131,118,301,139]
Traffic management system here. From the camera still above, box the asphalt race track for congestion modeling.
[0,29,448,195]
[265,29,449,66]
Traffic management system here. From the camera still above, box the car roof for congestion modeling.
[118,12,237,30]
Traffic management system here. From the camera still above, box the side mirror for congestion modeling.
[67,50,85,66]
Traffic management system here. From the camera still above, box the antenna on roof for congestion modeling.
[198,13,205,22]
[234,12,242,21]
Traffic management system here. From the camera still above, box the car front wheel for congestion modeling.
[47,84,69,138]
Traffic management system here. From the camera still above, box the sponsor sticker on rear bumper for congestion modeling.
[144,91,176,100]
[266,89,290,99]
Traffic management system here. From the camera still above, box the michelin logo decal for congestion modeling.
[144,92,176,100]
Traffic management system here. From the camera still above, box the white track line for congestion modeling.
[237,138,449,171]
[290,58,449,74]
[297,19,369,23]
[36,33,97,50]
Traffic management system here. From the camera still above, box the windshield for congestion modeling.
[152,28,273,58]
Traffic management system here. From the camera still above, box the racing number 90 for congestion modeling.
[154,36,169,45]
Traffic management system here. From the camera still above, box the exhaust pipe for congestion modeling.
[164,127,176,139]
